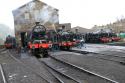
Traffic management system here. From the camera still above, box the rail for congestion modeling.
[0,64,7,83]
[0,45,4,49]
[50,55,119,83]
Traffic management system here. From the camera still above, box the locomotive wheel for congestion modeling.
[31,49,36,56]
[40,48,49,58]
[39,54,43,58]
[31,49,41,58]
[60,46,63,50]
[43,49,49,58]
[66,46,70,51]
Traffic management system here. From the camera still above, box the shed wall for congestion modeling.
[13,0,59,37]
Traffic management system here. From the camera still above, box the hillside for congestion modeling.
[0,24,13,45]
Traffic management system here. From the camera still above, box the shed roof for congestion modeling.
[12,0,59,12]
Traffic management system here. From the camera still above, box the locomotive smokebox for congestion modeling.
[35,22,40,25]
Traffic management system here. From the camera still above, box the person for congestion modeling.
[80,38,86,48]
[51,34,59,51]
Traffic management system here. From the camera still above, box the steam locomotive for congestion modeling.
[23,22,83,57]
[4,35,16,49]
[85,32,121,43]
[27,22,52,57]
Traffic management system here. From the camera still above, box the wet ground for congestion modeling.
[0,50,48,83]
[107,42,125,46]
[73,44,125,53]
[0,44,125,83]
[51,51,125,83]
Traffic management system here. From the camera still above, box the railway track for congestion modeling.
[41,61,78,83]
[70,49,125,65]
[0,48,6,53]
[10,49,80,83]
[41,55,117,83]
[2,47,124,83]
[9,49,80,83]
[8,50,63,83]
[1,50,49,83]
[97,50,125,58]
[0,64,7,83]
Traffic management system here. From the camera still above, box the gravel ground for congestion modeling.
[73,44,125,53]
[42,58,111,83]
[107,42,125,46]
[44,64,78,83]
[86,44,125,50]
[0,48,6,53]
[73,44,125,62]
[9,49,61,83]
[0,50,16,64]
[97,50,125,57]
[71,49,125,65]
[0,65,4,83]
[51,51,125,83]
[21,57,61,83]
[68,50,125,65]
[2,63,48,83]
[93,54,125,63]
[0,50,48,83]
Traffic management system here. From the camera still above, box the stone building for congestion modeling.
[91,19,125,33]
[12,0,59,40]
[58,23,71,31]
[111,19,125,33]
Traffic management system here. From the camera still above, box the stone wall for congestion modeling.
[13,0,59,34]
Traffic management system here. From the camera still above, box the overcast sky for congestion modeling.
[0,0,125,29]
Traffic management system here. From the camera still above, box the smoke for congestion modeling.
[40,5,50,24]
[28,2,35,11]
[39,5,59,24]
[13,1,59,31]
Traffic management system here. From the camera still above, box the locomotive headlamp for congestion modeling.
[49,44,52,48]
[62,42,66,46]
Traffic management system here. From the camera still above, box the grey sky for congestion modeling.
[0,0,125,29]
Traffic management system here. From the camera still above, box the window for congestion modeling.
[24,13,29,19]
